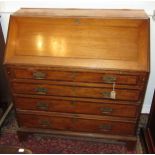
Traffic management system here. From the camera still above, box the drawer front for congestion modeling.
[17,113,136,136]
[12,83,140,101]
[15,97,138,118]
[9,67,139,85]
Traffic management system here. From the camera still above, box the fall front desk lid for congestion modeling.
[4,8,150,71]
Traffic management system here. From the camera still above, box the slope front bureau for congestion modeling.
[4,8,150,150]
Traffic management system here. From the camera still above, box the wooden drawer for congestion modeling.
[8,67,140,85]
[17,113,136,136]
[12,82,141,101]
[15,96,138,118]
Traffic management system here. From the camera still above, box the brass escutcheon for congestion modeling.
[39,120,50,127]
[70,101,76,105]
[36,102,49,110]
[74,19,80,25]
[99,124,112,131]
[100,107,113,114]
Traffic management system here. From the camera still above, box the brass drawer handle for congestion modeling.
[33,71,46,79]
[71,72,77,80]
[103,76,116,83]
[39,120,50,127]
[71,117,77,123]
[101,107,113,114]
[99,124,112,132]
[102,92,111,98]
[35,87,48,94]
[36,102,48,110]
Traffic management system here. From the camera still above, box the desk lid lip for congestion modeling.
[4,56,150,72]
[12,8,149,19]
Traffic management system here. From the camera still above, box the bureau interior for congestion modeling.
[5,11,149,71]
[8,18,143,60]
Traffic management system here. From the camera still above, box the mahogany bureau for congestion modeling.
[4,8,150,150]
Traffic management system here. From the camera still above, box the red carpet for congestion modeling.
[0,110,137,153]
[0,132,136,154]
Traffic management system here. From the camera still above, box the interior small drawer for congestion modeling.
[15,96,139,118]
[12,82,141,101]
[17,113,136,136]
[7,67,141,85]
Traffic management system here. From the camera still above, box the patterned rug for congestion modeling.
[0,109,146,154]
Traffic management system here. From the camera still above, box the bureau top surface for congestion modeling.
[4,9,150,71]
[13,8,148,19]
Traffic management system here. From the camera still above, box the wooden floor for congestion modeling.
[0,145,32,153]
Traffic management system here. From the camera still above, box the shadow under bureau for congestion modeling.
[4,8,150,150]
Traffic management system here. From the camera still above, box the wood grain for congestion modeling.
[12,82,141,101]
[14,96,139,118]
[17,112,136,136]
[4,9,149,71]
[4,9,150,150]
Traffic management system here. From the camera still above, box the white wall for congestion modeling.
[0,0,155,113]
